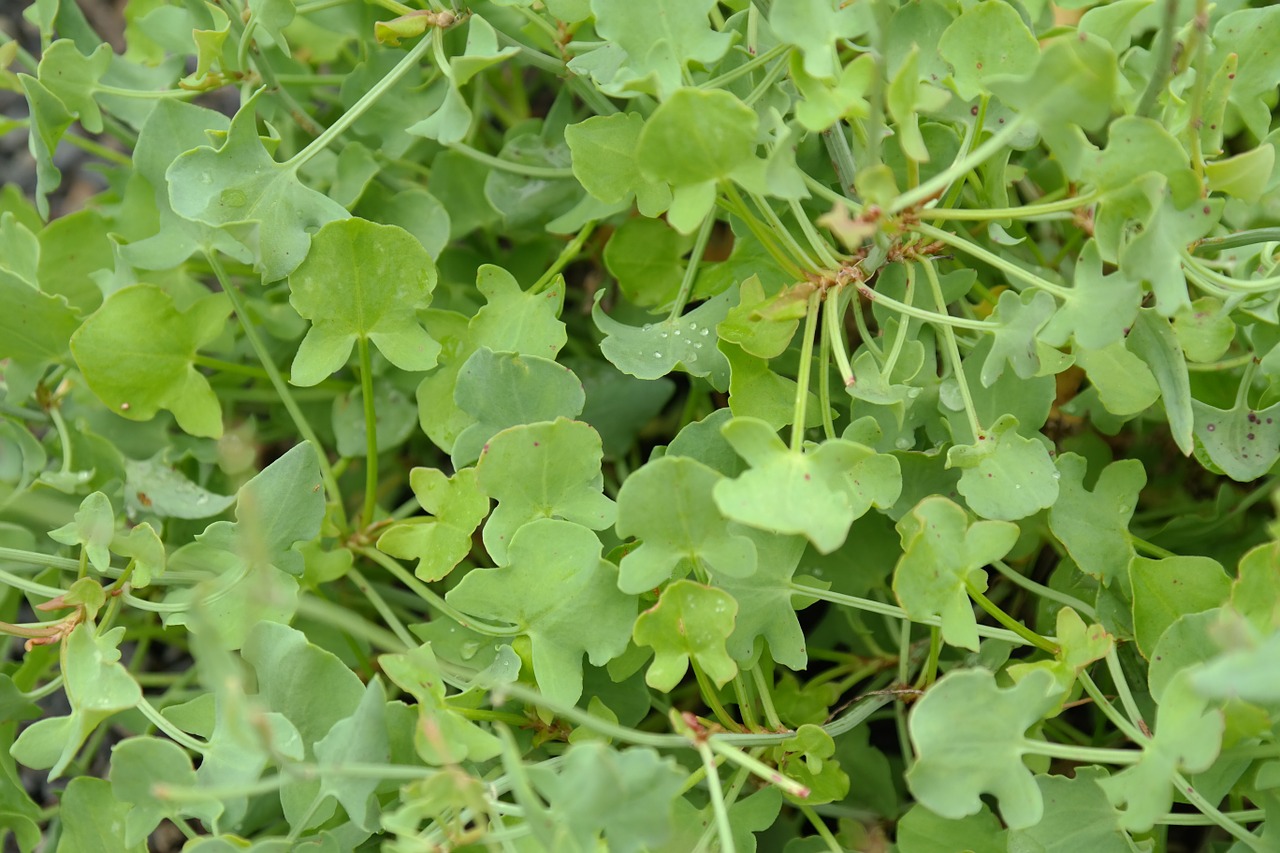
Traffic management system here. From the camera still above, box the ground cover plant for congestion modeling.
[1,0,1279,849]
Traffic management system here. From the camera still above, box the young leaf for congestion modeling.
[1129,555,1231,659]
[615,455,756,594]
[36,39,111,133]
[566,113,672,215]
[476,418,616,565]
[633,580,738,692]
[713,528,810,669]
[947,415,1059,521]
[109,737,218,846]
[713,417,902,553]
[47,490,114,573]
[446,519,635,706]
[892,496,1019,652]
[287,218,440,386]
[1047,454,1144,585]
[1039,240,1140,351]
[770,0,871,81]
[906,668,1063,830]
[379,643,502,765]
[980,289,1058,386]
[937,0,1039,101]
[450,349,586,468]
[70,284,231,438]
[313,677,390,832]
[377,467,488,581]
[636,89,757,187]
[589,0,731,98]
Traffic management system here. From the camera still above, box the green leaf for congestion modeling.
[55,777,143,853]
[603,217,686,308]
[530,743,687,853]
[377,467,488,581]
[713,528,810,669]
[892,496,1019,651]
[36,39,111,134]
[124,455,235,519]
[1205,145,1276,203]
[947,415,1059,521]
[11,625,142,780]
[718,276,806,361]
[446,519,635,705]
[633,580,737,691]
[1212,7,1280,140]
[313,677,389,832]
[70,284,230,438]
[287,218,439,386]
[980,289,1058,386]
[896,803,1007,853]
[1048,454,1144,585]
[468,265,567,359]
[379,643,502,765]
[615,455,756,594]
[450,348,585,468]
[242,621,363,750]
[166,90,350,281]
[1042,241,1139,350]
[589,0,731,98]
[111,522,165,587]
[476,418,616,565]
[1118,196,1221,317]
[635,88,758,186]
[1129,554,1231,659]
[1007,768,1135,853]
[1126,308,1194,455]
[18,74,74,219]
[1172,297,1234,363]
[906,668,1062,830]
[47,490,114,573]
[1098,670,1223,831]
[723,341,824,431]
[1191,396,1280,483]
[1075,340,1160,417]
[0,269,79,372]
[109,737,217,846]
[713,417,902,553]
[770,724,850,805]
[331,382,418,456]
[937,0,1039,102]
[770,0,870,81]
[222,441,326,577]
[592,286,735,387]
[566,113,671,215]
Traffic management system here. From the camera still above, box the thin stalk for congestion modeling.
[0,564,67,599]
[792,582,1052,647]
[1104,646,1148,732]
[346,567,416,649]
[990,560,1096,619]
[357,547,520,637]
[1160,809,1265,827]
[730,675,761,731]
[444,141,576,178]
[530,221,596,294]
[1032,740,1140,765]
[696,741,738,853]
[790,290,822,452]
[46,406,74,476]
[358,338,379,530]
[746,191,818,272]
[918,190,1100,222]
[825,284,855,386]
[285,31,435,169]
[850,294,882,359]
[1193,228,1280,253]
[879,264,916,379]
[667,211,717,322]
[797,802,842,852]
[718,189,807,280]
[888,118,1028,214]
[822,125,859,196]
[60,131,133,167]
[1136,0,1178,118]
[137,696,209,754]
[817,309,836,441]
[707,739,809,798]
[692,660,745,733]
[965,580,1058,654]
[853,279,990,331]
[921,258,982,439]
[787,197,842,269]
[741,47,790,106]
[1182,251,1280,292]
[913,222,1073,299]
[1078,670,1150,744]
[699,43,791,90]
[208,251,346,527]
[749,664,784,731]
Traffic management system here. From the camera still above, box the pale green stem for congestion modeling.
[990,560,1096,619]
[293,594,408,652]
[879,263,915,379]
[889,117,1028,214]
[530,221,596,294]
[965,579,1058,653]
[1182,250,1280,292]
[667,210,718,322]
[700,43,791,90]
[208,251,347,527]
[0,564,67,599]
[1031,740,1140,765]
[852,278,989,331]
[444,141,576,178]
[46,406,74,475]
[707,739,810,798]
[697,741,738,853]
[358,338,379,530]
[913,223,1073,299]
[797,802,842,852]
[921,258,982,439]
[918,190,1100,222]
[749,665,784,731]
[137,696,209,754]
[357,547,520,637]
[747,190,818,272]
[347,567,416,649]
[285,31,435,169]
[817,311,836,441]
[1105,646,1147,731]
[787,197,842,269]
[1194,228,1280,253]
[790,290,822,452]
[826,284,855,386]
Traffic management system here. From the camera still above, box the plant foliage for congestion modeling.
[1,0,1280,850]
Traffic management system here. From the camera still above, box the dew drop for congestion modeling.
[674,329,681,336]
[1206,423,1216,432]
[694,342,702,349]
[120,402,131,411]
[1052,470,1061,480]
[654,351,662,358]
[199,172,213,185]
[1015,484,1022,489]
[895,437,913,450]
[700,328,710,336]
[660,331,668,338]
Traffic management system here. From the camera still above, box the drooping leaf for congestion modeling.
[1191,396,1280,483]
[593,286,735,387]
